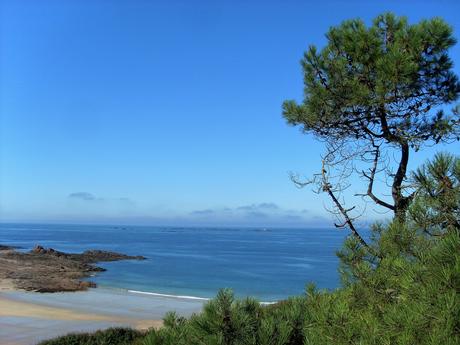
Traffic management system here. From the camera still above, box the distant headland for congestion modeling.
[0,244,145,292]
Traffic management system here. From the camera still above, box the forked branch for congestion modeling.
[356,143,395,211]
[320,160,370,249]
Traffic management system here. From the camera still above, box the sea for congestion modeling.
[0,223,352,302]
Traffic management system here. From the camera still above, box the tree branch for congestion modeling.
[357,144,395,211]
[321,160,371,249]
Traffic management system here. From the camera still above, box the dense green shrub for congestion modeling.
[37,327,144,345]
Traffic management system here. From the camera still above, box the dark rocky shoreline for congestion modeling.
[0,244,21,251]
[0,244,146,292]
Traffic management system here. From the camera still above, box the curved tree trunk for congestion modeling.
[392,141,410,220]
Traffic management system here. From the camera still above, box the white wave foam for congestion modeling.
[127,289,277,305]
[128,290,210,301]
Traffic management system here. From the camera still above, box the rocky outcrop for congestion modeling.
[0,244,20,251]
[30,245,146,262]
[78,250,146,262]
[0,245,146,293]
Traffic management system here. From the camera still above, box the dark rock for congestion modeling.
[79,281,97,289]
[0,245,146,293]
[0,244,20,251]
[77,250,146,263]
[31,245,66,257]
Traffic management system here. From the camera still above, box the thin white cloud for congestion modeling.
[188,202,320,227]
[68,192,96,201]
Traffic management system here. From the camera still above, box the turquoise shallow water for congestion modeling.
[0,223,350,301]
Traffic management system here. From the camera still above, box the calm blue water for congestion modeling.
[0,223,350,301]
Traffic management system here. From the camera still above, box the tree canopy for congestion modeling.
[283,13,460,222]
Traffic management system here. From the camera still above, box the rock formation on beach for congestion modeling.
[0,244,20,251]
[0,245,146,292]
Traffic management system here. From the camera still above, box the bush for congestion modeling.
[37,327,144,345]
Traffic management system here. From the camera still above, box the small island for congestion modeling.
[0,244,146,292]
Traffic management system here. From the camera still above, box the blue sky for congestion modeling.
[1,0,459,226]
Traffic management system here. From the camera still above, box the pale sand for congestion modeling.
[0,295,162,328]
[0,287,204,345]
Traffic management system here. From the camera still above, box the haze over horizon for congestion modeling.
[1,0,460,227]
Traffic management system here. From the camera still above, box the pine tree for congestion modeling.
[283,13,460,229]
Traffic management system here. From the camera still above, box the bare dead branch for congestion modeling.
[357,143,395,211]
[320,160,371,249]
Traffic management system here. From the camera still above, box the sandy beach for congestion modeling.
[0,243,205,344]
[0,287,204,345]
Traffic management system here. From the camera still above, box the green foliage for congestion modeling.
[282,12,460,220]
[410,152,460,232]
[187,289,264,345]
[282,13,460,147]
[37,327,144,345]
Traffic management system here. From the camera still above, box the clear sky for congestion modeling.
[1,0,459,227]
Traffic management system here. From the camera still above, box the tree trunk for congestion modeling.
[392,141,410,220]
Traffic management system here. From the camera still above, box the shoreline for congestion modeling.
[0,293,161,327]
[0,287,204,345]
[0,245,145,293]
